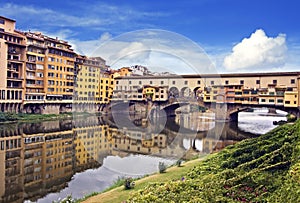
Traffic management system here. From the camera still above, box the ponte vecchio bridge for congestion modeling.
[112,71,300,121]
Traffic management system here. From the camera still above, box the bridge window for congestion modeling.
[291,79,295,84]
[211,81,214,85]
[172,81,176,85]
[256,80,260,85]
[273,80,277,84]
[139,81,142,85]
[225,80,229,85]
[129,81,131,85]
[161,81,164,85]
[184,81,188,85]
[197,80,201,85]
[240,80,244,85]
[150,81,152,84]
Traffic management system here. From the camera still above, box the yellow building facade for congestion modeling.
[74,56,106,103]
[44,37,75,101]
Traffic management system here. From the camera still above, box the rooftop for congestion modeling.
[115,71,300,79]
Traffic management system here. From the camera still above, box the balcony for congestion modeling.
[7,67,18,72]
[27,41,47,49]
[26,75,36,80]
[7,76,23,81]
[7,85,22,89]
[26,67,36,72]
[7,54,23,62]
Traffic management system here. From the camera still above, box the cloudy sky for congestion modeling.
[1,0,300,73]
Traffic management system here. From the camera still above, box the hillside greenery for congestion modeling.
[127,120,300,202]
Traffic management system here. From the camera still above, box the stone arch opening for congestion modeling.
[180,87,193,98]
[34,106,42,114]
[193,87,203,100]
[169,87,179,98]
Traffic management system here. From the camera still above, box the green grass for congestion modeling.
[81,120,300,203]
[0,112,96,123]
[80,158,204,203]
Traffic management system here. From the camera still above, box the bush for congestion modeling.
[158,162,167,173]
[176,159,183,167]
[124,177,135,190]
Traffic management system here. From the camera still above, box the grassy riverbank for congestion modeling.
[79,120,300,203]
[0,112,92,123]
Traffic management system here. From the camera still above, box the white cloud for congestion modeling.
[87,29,217,74]
[223,29,287,71]
[0,3,109,27]
[0,2,170,31]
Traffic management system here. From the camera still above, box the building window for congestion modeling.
[225,80,229,85]
[261,99,266,102]
[294,101,297,104]
[0,19,5,24]
[273,80,277,84]
[269,99,275,103]
[211,81,214,85]
[291,79,295,84]
[256,80,260,85]
[285,101,290,104]
[277,99,283,103]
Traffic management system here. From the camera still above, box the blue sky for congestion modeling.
[1,0,300,73]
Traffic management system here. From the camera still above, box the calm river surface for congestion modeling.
[0,109,287,203]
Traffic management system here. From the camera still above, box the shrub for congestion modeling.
[176,159,183,167]
[158,162,167,173]
[124,177,135,190]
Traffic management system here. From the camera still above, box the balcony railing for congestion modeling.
[26,75,36,80]
[7,76,23,81]
[27,41,47,49]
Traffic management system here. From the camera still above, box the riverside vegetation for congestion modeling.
[127,120,300,202]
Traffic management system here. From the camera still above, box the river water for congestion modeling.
[0,109,287,203]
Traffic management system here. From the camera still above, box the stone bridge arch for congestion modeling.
[169,87,179,98]
[180,87,193,98]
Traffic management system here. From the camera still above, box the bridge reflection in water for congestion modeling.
[0,112,275,203]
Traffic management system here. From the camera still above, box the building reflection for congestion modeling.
[0,113,256,202]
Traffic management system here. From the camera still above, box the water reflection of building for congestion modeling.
[74,124,112,171]
[110,127,172,157]
[175,112,215,132]
[23,130,74,202]
[0,128,23,203]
